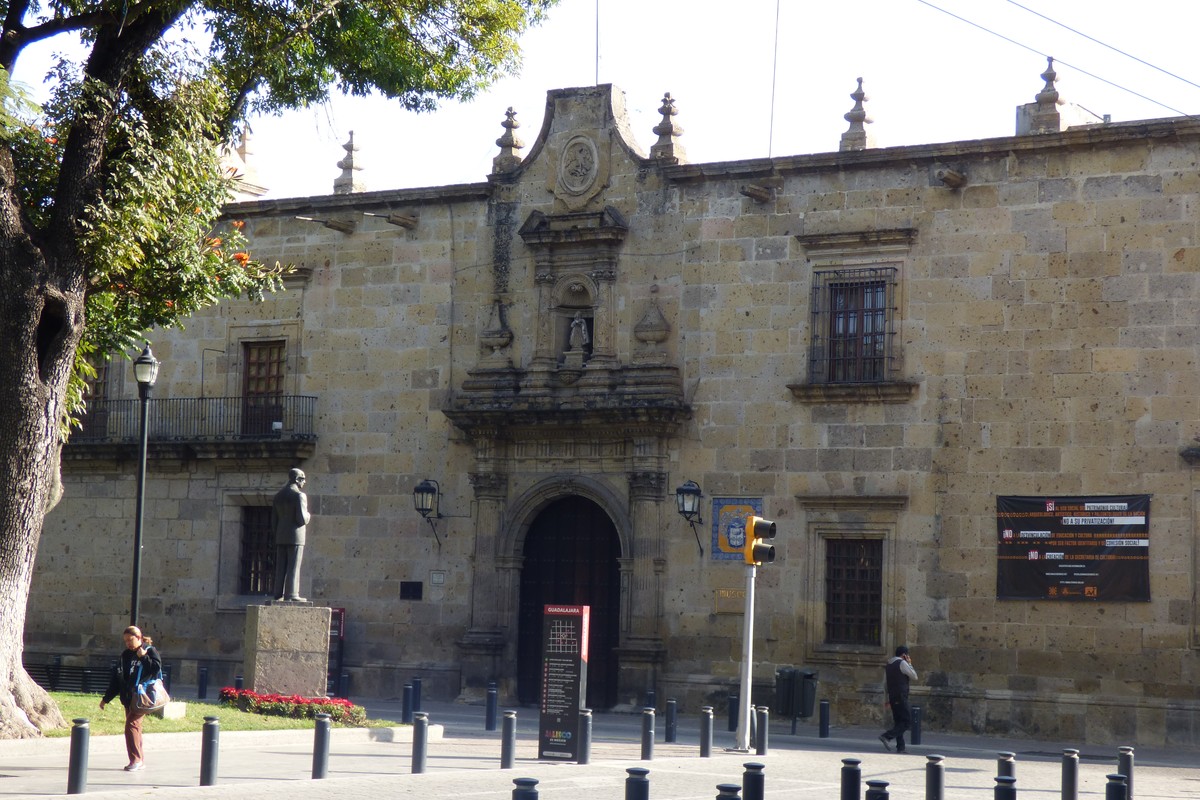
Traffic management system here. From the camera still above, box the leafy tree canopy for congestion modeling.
[0,0,553,739]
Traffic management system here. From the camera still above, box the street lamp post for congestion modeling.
[129,345,159,627]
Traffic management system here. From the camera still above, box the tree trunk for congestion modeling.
[0,202,83,737]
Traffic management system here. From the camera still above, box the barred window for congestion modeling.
[238,506,275,595]
[825,538,882,646]
[809,267,897,384]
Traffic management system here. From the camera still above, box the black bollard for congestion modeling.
[700,706,714,758]
[665,698,678,743]
[66,718,89,795]
[819,699,831,738]
[716,784,741,800]
[742,762,765,800]
[579,709,592,765]
[412,677,423,712]
[402,683,414,724]
[865,779,890,800]
[1105,774,1128,800]
[625,767,650,800]
[501,710,517,769]
[412,711,429,774]
[755,707,769,756]
[840,757,862,800]
[994,776,1017,800]
[200,716,220,786]
[1062,749,1079,800]
[641,707,655,760]
[911,705,922,745]
[486,681,499,731]
[338,673,350,698]
[163,664,173,693]
[513,777,540,800]
[1117,746,1134,800]
[234,674,243,690]
[198,666,209,700]
[646,690,657,710]
[728,695,738,732]
[312,713,331,779]
[925,754,945,800]
[997,751,1016,779]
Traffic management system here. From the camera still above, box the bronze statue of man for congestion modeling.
[272,468,310,601]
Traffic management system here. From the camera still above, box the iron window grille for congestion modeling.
[238,506,275,595]
[825,538,883,646]
[809,266,898,384]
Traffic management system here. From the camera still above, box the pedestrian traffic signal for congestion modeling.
[744,515,777,565]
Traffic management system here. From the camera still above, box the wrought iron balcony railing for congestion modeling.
[72,396,318,443]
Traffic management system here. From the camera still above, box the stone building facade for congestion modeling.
[26,68,1200,746]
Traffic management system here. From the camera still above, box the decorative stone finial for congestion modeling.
[650,93,687,163]
[492,107,525,174]
[333,131,365,194]
[840,78,875,151]
[1016,57,1069,135]
[1035,57,1060,108]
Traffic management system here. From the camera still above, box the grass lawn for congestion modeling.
[45,693,390,738]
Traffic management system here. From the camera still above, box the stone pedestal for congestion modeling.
[243,603,332,696]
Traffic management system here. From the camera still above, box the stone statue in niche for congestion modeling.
[560,312,590,376]
[569,312,590,350]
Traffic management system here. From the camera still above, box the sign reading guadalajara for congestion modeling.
[996,495,1150,601]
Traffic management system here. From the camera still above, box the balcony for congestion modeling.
[65,396,318,462]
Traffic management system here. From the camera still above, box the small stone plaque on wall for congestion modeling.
[714,588,746,614]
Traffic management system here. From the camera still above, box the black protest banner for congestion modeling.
[996,495,1150,601]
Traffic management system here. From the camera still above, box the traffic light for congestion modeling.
[744,515,777,565]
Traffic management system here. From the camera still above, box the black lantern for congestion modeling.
[675,480,705,555]
[413,479,440,519]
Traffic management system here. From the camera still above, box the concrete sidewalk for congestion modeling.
[2,698,1197,798]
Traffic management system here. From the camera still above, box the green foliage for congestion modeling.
[206,0,556,117]
[1,1,555,435]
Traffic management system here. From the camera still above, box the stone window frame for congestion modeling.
[216,490,278,612]
[789,230,918,404]
[798,495,907,667]
[225,321,303,399]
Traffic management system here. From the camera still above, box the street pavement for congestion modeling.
[2,694,1199,798]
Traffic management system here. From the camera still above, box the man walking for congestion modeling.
[880,645,917,753]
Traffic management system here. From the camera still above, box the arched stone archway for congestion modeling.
[515,495,623,709]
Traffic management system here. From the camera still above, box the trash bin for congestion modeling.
[774,667,797,717]
[798,668,818,718]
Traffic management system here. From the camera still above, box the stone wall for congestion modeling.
[28,86,1200,745]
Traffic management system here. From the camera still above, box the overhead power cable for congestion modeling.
[914,0,1190,118]
[1004,0,1200,93]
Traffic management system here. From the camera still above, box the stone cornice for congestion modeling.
[663,117,1200,183]
[796,495,909,511]
[788,381,919,404]
[223,183,492,219]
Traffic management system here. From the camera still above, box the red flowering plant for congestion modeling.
[218,687,366,725]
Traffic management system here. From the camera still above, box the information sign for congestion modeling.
[996,495,1151,601]
[538,604,589,760]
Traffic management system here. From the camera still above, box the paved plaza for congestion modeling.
[2,697,1198,798]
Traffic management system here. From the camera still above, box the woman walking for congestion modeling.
[99,625,162,771]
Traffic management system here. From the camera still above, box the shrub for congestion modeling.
[218,687,367,725]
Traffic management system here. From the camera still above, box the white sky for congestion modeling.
[15,0,1200,199]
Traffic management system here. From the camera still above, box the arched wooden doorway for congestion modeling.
[516,496,621,709]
